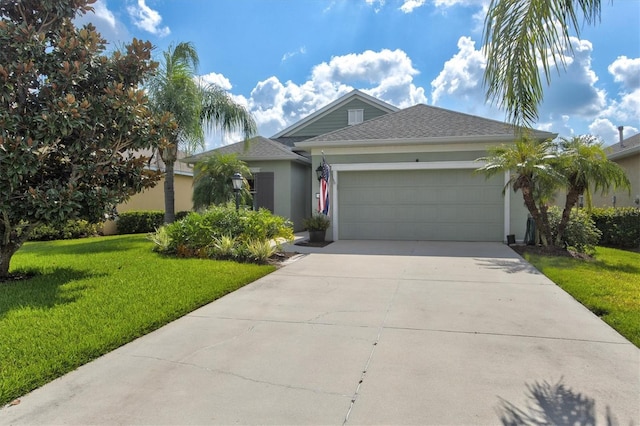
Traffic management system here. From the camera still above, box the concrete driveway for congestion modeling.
[2,241,638,425]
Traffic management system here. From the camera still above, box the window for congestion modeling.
[348,109,364,125]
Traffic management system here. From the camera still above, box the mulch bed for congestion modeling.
[509,244,593,260]
[0,272,36,285]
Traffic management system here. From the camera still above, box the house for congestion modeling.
[101,149,194,235]
[595,131,640,208]
[184,90,399,231]
[189,90,554,241]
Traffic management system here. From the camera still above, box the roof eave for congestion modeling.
[608,144,640,160]
[295,132,556,149]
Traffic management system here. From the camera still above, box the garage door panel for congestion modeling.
[338,169,503,241]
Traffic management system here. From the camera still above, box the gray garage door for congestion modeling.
[337,169,504,241]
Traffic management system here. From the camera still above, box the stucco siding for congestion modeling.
[591,155,640,207]
[102,173,193,235]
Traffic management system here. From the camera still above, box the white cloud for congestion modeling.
[127,0,170,37]
[208,48,429,144]
[74,0,130,44]
[399,0,426,13]
[608,56,640,91]
[282,46,307,62]
[365,0,385,12]
[199,72,233,91]
[430,36,487,106]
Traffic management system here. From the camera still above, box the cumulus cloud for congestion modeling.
[429,36,502,118]
[608,56,640,90]
[74,0,130,44]
[400,0,426,13]
[127,0,170,37]
[199,72,233,91]
[198,48,428,147]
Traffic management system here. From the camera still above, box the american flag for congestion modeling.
[318,158,330,215]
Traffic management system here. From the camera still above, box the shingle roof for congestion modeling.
[182,136,310,164]
[606,133,640,159]
[298,104,555,144]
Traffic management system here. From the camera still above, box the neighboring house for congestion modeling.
[188,89,554,241]
[592,131,640,208]
[102,149,194,235]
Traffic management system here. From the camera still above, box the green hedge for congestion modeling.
[29,220,101,241]
[116,210,191,234]
[590,207,640,249]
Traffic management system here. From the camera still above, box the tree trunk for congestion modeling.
[162,145,177,224]
[520,185,552,246]
[0,242,20,279]
[556,188,581,246]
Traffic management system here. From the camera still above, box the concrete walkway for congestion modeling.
[2,241,638,425]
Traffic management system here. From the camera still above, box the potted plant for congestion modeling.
[303,213,330,243]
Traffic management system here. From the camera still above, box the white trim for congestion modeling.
[504,170,511,242]
[297,134,522,149]
[328,160,504,242]
[331,161,480,172]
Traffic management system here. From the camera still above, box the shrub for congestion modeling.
[548,206,601,254]
[302,214,330,231]
[28,220,100,241]
[149,205,294,263]
[590,207,640,248]
[117,210,190,234]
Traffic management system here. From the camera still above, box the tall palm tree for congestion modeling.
[192,153,252,210]
[483,0,603,127]
[147,42,257,223]
[477,135,562,246]
[555,135,630,244]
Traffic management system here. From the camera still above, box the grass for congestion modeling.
[0,234,275,407]
[520,246,640,348]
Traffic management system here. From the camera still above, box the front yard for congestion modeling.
[0,234,274,407]
[519,246,640,348]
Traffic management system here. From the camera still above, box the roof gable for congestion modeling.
[296,104,556,147]
[271,89,399,139]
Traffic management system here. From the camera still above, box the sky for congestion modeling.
[75,0,640,151]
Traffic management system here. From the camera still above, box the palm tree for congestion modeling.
[192,153,252,210]
[147,42,257,223]
[477,135,562,246]
[555,135,630,244]
[483,0,603,127]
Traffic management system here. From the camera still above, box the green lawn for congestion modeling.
[521,246,640,348]
[0,234,274,406]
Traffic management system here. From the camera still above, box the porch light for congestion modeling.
[315,165,323,181]
[231,172,243,211]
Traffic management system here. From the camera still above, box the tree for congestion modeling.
[146,42,257,224]
[192,153,251,210]
[483,0,603,126]
[0,0,175,278]
[477,135,563,246]
[555,135,629,245]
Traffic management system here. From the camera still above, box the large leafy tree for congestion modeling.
[147,42,257,224]
[483,0,603,126]
[0,0,175,278]
[192,153,251,210]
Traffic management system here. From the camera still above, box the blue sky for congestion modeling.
[76,0,640,150]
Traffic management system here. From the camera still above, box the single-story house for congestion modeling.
[593,131,640,208]
[190,90,555,241]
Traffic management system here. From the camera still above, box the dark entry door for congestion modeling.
[254,172,274,212]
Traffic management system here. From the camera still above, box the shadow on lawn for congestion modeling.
[496,378,626,426]
[27,235,147,257]
[0,267,104,318]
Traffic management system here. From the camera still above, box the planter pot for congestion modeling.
[308,230,326,243]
